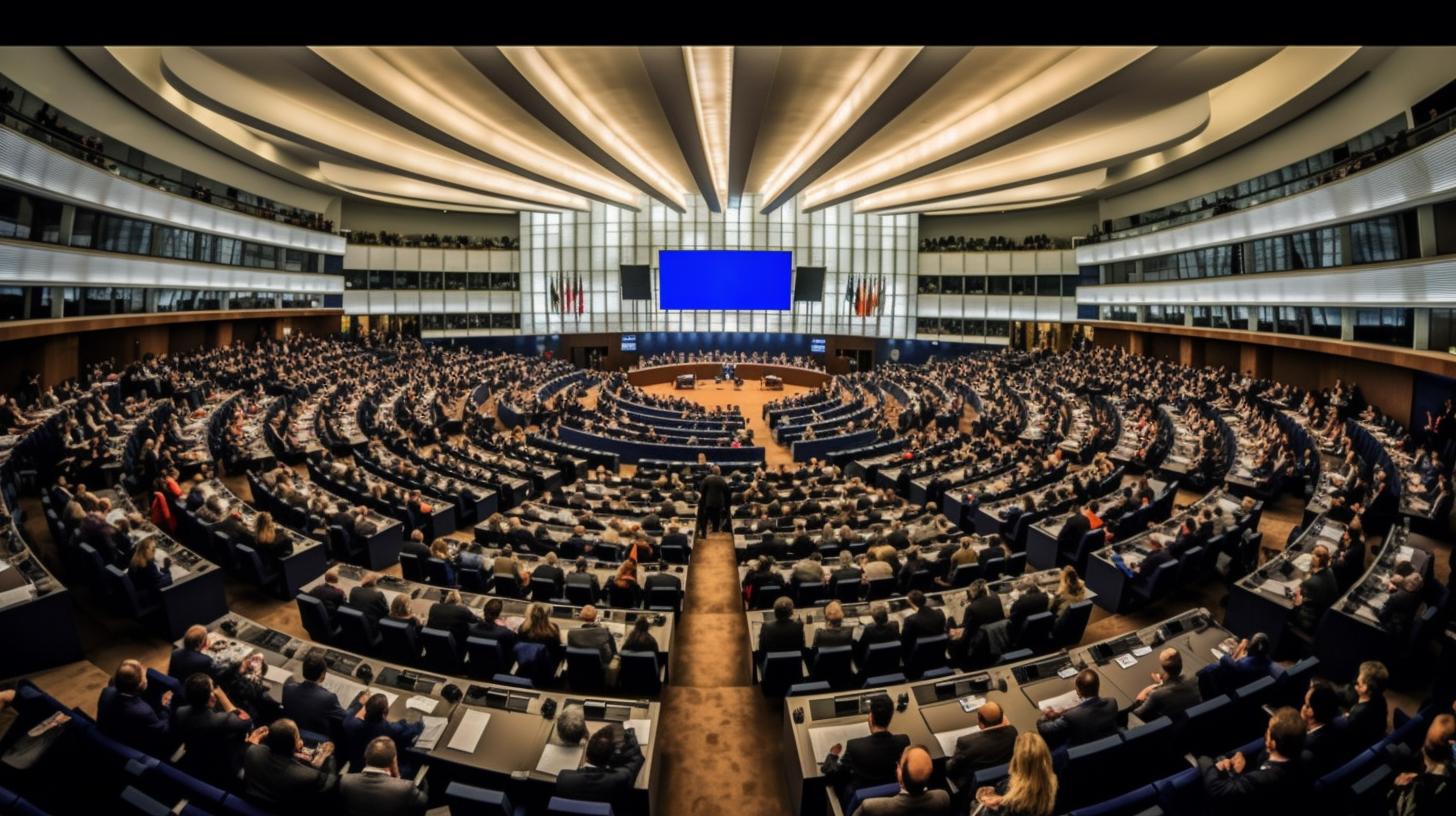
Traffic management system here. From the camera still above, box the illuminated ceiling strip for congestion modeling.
[318,162,565,212]
[500,46,688,211]
[913,195,1083,216]
[1076,257,1456,307]
[855,93,1210,213]
[332,187,518,215]
[1076,127,1456,265]
[0,238,344,293]
[158,48,592,212]
[860,168,1106,215]
[756,47,920,208]
[0,126,344,255]
[802,46,1153,210]
[309,47,641,209]
[683,46,733,211]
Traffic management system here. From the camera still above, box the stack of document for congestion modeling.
[934,724,982,755]
[414,716,448,751]
[446,710,491,753]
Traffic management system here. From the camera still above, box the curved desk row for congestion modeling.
[627,363,830,389]
[557,426,765,465]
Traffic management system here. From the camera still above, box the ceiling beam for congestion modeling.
[729,46,780,211]
[760,46,969,215]
[286,49,631,209]
[640,46,720,212]
[458,46,684,213]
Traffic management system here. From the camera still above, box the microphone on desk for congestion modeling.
[997,678,1008,694]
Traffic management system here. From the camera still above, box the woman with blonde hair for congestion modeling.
[127,537,173,603]
[1048,566,1087,619]
[975,731,1057,816]
[388,593,424,635]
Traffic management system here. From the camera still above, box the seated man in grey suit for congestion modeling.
[339,736,427,816]
[1131,648,1203,723]
[852,745,951,815]
[1035,669,1119,748]
[567,605,618,667]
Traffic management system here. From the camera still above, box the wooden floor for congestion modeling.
[12,377,1451,816]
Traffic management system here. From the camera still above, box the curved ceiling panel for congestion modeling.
[48,45,1420,219]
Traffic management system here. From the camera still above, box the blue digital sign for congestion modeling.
[810,338,826,353]
[621,334,637,352]
[658,250,792,310]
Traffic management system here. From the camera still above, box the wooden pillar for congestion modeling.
[1179,336,1203,369]
[1128,332,1148,358]
[40,335,78,388]
[207,321,234,349]
[1239,343,1271,379]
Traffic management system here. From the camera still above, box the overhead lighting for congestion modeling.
[683,46,733,209]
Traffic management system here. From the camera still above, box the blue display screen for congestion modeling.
[621,334,637,351]
[658,250,792,310]
[810,338,826,353]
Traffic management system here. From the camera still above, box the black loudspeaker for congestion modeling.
[793,267,826,302]
[620,265,651,300]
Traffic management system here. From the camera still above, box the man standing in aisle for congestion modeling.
[698,465,731,535]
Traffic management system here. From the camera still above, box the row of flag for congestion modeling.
[845,273,886,317]
[548,271,586,314]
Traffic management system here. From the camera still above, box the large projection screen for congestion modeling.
[658,250,792,310]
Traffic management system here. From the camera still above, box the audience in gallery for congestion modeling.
[633,350,825,370]
[345,230,518,250]
[919,233,1068,252]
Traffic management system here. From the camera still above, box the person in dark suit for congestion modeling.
[565,556,602,603]
[531,551,566,596]
[174,672,252,787]
[1378,573,1424,639]
[643,568,682,601]
[962,580,1007,633]
[282,654,361,739]
[1330,531,1366,592]
[659,525,690,555]
[1197,707,1308,816]
[858,603,901,665]
[1131,648,1203,722]
[467,597,519,655]
[820,695,911,802]
[813,600,856,651]
[1135,537,1175,582]
[554,722,645,813]
[400,529,430,560]
[242,718,339,815]
[899,590,947,653]
[169,624,224,682]
[1056,509,1092,557]
[759,596,806,654]
[567,604,618,666]
[1007,576,1051,643]
[1300,681,1345,776]
[339,736,427,816]
[97,659,174,757]
[425,590,478,645]
[307,568,347,615]
[698,466,731,534]
[339,694,425,773]
[1036,669,1119,748]
[945,700,1019,792]
[1342,660,1389,748]
[1205,633,1275,695]
[347,573,390,625]
[1292,545,1339,633]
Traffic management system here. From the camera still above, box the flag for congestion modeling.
[549,275,561,311]
[575,272,585,314]
[845,275,855,312]
[874,274,885,315]
[856,278,867,317]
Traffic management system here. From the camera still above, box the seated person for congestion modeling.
[340,693,425,773]
[946,700,1018,792]
[852,745,951,815]
[425,589,478,645]
[307,568,346,614]
[554,721,646,813]
[1385,713,1456,814]
[242,718,339,814]
[567,604,618,667]
[97,658,174,757]
[338,736,428,816]
[468,597,519,655]
[386,594,424,637]
[857,602,900,665]
[758,595,806,655]
[1204,633,1274,695]
[1035,669,1118,748]
[813,600,855,651]
[1131,647,1202,722]
[1197,707,1308,816]
[126,537,174,606]
[1292,545,1338,633]
[972,732,1057,816]
[1342,660,1390,748]
[820,695,911,802]
[169,624,225,681]
[282,654,361,739]
[1300,680,1346,776]
[174,672,251,786]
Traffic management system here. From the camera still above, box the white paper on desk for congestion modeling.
[959,696,986,714]
[536,741,585,775]
[0,562,8,574]
[263,664,293,684]
[809,722,871,762]
[1037,689,1082,714]
[414,716,448,751]
[935,724,983,756]
[447,709,490,753]
[1131,645,1153,657]
[1056,666,1078,679]
[406,696,438,714]
[0,584,36,610]
[1397,545,1416,562]
[502,616,525,632]
[624,718,651,745]
[1292,553,1314,573]
[320,674,367,706]
[368,688,399,708]
[1115,654,1138,670]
